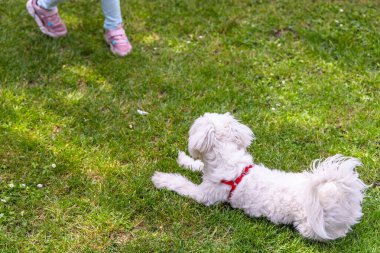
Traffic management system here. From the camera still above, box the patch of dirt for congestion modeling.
[272,27,299,38]
[110,220,146,245]
[111,231,132,244]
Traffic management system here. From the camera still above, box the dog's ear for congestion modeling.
[188,120,216,155]
[229,117,254,149]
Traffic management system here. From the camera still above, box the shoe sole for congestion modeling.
[26,0,66,38]
[104,34,132,57]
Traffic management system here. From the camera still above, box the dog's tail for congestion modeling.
[304,155,367,241]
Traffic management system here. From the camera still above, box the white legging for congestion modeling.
[37,0,122,30]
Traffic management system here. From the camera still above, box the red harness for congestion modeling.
[221,164,253,199]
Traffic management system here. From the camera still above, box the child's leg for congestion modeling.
[102,0,131,57]
[26,0,67,37]
[101,0,123,30]
[37,0,65,10]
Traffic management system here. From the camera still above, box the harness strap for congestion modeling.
[221,164,253,199]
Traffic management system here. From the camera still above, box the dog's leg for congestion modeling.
[177,151,204,172]
[152,172,218,206]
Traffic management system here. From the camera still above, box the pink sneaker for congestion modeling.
[104,25,132,57]
[26,0,67,38]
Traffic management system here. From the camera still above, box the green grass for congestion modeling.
[1,0,380,252]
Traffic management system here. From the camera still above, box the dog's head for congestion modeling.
[188,112,254,159]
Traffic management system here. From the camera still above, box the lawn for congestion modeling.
[0,0,379,252]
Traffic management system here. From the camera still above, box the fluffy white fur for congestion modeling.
[152,113,367,241]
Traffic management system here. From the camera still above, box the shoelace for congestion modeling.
[108,29,129,45]
[40,9,61,28]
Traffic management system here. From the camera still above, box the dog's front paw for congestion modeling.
[177,151,188,166]
[177,151,204,171]
[151,171,173,189]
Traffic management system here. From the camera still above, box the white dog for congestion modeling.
[152,113,366,241]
